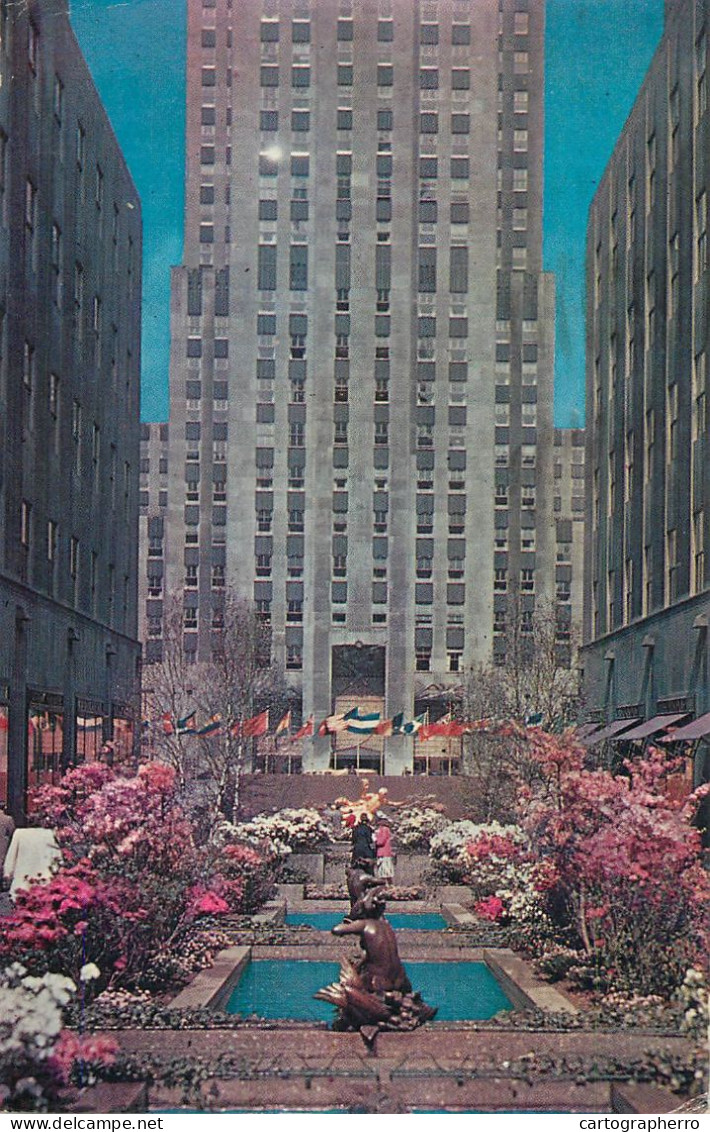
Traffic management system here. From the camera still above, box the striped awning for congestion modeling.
[615,712,690,742]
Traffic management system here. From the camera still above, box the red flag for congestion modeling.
[242,709,269,738]
[317,717,329,737]
[293,715,314,740]
[375,718,393,736]
[161,713,174,736]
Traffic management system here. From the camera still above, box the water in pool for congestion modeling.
[284,911,448,931]
[225,960,512,1022]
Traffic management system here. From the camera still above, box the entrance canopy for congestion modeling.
[616,712,689,742]
[581,718,641,745]
[658,711,710,742]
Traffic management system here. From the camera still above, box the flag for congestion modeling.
[242,709,269,738]
[462,718,491,734]
[403,713,427,735]
[293,715,314,740]
[390,712,405,734]
[346,716,381,735]
[197,714,222,736]
[525,711,544,728]
[324,713,350,734]
[177,711,197,734]
[375,718,393,736]
[161,713,174,736]
[317,717,329,737]
[275,710,291,736]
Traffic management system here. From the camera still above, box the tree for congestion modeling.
[143,590,290,821]
[454,595,583,822]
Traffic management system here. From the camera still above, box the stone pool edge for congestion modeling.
[168,942,578,1018]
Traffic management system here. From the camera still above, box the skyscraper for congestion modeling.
[163,0,554,773]
[582,0,710,760]
[0,0,142,819]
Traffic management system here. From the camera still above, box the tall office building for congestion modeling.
[552,427,585,667]
[0,0,142,819]
[582,0,710,773]
[164,0,554,773]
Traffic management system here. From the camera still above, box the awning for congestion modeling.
[581,717,641,745]
[576,721,605,740]
[658,711,710,742]
[615,712,689,742]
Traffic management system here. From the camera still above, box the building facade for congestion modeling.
[0,0,142,819]
[582,0,710,784]
[552,427,585,666]
[139,421,169,664]
[161,0,555,772]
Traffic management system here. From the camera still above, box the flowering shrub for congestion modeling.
[0,863,147,996]
[389,807,448,851]
[229,808,335,855]
[12,763,275,997]
[518,731,710,997]
[0,964,116,1112]
[429,820,526,890]
[675,968,708,1041]
[474,895,506,922]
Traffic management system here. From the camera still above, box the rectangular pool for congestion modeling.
[225,959,513,1022]
[284,911,448,931]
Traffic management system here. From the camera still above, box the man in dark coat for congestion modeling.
[351,814,376,873]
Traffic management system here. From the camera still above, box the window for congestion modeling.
[21,500,31,548]
[258,244,277,290]
[377,64,393,87]
[451,69,470,90]
[292,65,310,88]
[420,68,439,89]
[337,108,352,130]
[374,422,389,446]
[452,24,470,45]
[338,64,353,86]
[696,191,707,279]
[290,245,308,290]
[292,19,310,42]
[514,51,528,74]
[28,18,38,72]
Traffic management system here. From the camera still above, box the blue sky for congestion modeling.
[69,0,664,426]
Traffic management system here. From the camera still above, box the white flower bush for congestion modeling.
[0,965,75,1110]
[392,807,449,851]
[216,807,335,858]
[676,968,709,1040]
[429,820,527,886]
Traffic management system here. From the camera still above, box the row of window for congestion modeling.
[257,19,473,46]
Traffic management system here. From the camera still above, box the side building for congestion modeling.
[138,421,169,665]
[0,0,142,819]
[552,427,585,667]
[160,0,555,773]
[582,0,710,788]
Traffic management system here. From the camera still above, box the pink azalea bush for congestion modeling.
[3,763,277,996]
[516,731,710,996]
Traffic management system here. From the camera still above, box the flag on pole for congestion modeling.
[177,711,197,734]
[317,717,329,737]
[161,713,174,736]
[375,717,393,736]
[293,715,314,740]
[197,714,222,736]
[346,713,382,734]
[275,710,291,736]
[242,709,269,738]
[403,713,427,735]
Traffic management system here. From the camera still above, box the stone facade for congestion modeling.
[0,0,142,819]
[582,0,710,772]
[159,0,555,772]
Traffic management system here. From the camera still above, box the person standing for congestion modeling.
[351,813,376,874]
[2,827,61,900]
[374,815,394,881]
[0,804,15,873]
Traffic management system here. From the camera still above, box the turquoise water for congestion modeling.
[284,911,448,931]
[225,959,512,1022]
